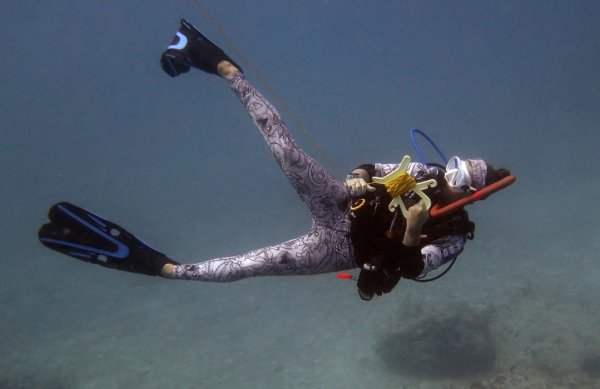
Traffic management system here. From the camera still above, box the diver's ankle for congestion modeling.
[161,263,177,278]
[217,61,240,80]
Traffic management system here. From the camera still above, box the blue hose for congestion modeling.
[409,128,448,165]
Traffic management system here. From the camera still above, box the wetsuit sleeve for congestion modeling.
[420,234,467,274]
[406,162,427,177]
[374,163,399,177]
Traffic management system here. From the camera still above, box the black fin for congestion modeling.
[160,18,242,77]
[38,202,179,276]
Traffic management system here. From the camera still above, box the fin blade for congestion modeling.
[38,202,179,276]
[38,202,130,262]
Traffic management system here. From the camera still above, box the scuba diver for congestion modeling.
[38,19,514,300]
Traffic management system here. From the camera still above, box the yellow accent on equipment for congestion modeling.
[350,198,366,211]
[371,155,437,219]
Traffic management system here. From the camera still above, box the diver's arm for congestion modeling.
[402,200,429,247]
[420,235,467,274]
[374,163,401,177]
[402,227,422,247]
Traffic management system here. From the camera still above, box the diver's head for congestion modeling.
[439,157,511,207]
[445,156,481,193]
[444,156,510,193]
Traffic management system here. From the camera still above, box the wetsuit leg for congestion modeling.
[173,74,354,281]
[175,224,352,281]
[228,73,350,228]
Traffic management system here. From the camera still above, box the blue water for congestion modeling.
[2,1,600,387]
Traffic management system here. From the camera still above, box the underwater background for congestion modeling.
[2,1,600,387]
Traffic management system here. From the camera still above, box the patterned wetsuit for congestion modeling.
[174,74,465,281]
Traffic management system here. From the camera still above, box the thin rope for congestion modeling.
[384,173,416,198]
[191,0,342,179]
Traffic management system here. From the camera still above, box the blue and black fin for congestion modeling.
[160,18,242,77]
[38,202,179,276]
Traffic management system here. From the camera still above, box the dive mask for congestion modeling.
[444,156,474,193]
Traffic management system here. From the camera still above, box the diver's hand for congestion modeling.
[345,177,376,197]
[403,200,429,246]
[406,200,429,230]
